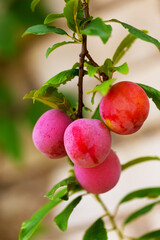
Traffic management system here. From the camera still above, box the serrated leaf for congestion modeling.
[63,0,83,33]
[46,41,76,58]
[121,156,160,171]
[112,31,148,65]
[82,18,112,44]
[45,176,76,200]
[84,62,99,77]
[83,218,108,240]
[119,188,160,205]
[138,230,160,239]
[123,200,160,226]
[113,62,129,74]
[87,79,115,96]
[44,13,64,25]
[46,68,80,87]
[138,83,160,110]
[107,19,160,51]
[19,188,67,240]
[23,86,72,115]
[31,0,40,12]
[54,196,82,232]
[92,105,103,122]
[22,24,68,37]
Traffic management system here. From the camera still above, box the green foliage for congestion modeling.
[99,59,129,78]
[138,83,160,111]
[82,18,112,44]
[84,62,99,77]
[54,196,82,232]
[112,31,148,65]
[63,0,83,34]
[119,187,160,204]
[108,19,160,50]
[22,24,68,37]
[113,62,129,74]
[45,68,80,87]
[25,101,51,129]
[46,41,76,58]
[87,79,115,103]
[83,218,108,240]
[23,86,73,116]
[44,13,64,25]
[0,117,22,161]
[45,176,76,200]
[92,105,103,122]
[31,0,40,12]
[138,230,160,239]
[19,188,67,240]
[121,156,160,171]
[123,200,160,226]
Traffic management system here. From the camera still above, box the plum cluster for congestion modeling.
[32,81,149,194]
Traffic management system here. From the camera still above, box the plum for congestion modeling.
[74,149,121,194]
[32,109,72,158]
[100,81,149,135]
[64,118,111,168]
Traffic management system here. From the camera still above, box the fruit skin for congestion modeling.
[32,109,72,159]
[99,81,150,135]
[74,149,121,194]
[64,118,111,168]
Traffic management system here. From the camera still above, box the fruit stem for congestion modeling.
[94,194,124,240]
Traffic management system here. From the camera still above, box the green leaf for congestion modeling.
[112,31,148,65]
[54,196,82,232]
[46,41,76,58]
[123,200,160,226]
[107,19,160,51]
[31,0,40,12]
[99,58,113,77]
[44,13,64,25]
[87,79,115,96]
[82,18,112,44]
[19,188,67,240]
[83,218,108,240]
[0,117,22,161]
[45,68,80,88]
[113,62,129,74]
[138,83,160,111]
[23,86,73,115]
[84,62,99,77]
[63,0,83,33]
[121,156,160,171]
[119,188,160,205]
[92,105,103,122]
[22,24,68,37]
[45,176,76,200]
[138,230,160,239]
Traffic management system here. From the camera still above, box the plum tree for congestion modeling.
[74,149,121,194]
[100,81,150,135]
[64,118,111,168]
[32,109,72,158]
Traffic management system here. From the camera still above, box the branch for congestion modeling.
[77,1,89,118]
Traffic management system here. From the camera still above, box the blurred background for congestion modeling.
[0,0,160,239]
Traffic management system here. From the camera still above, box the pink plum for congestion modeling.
[32,109,72,158]
[74,149,121,194]
[100,81,149,135]
[64,118,111,168]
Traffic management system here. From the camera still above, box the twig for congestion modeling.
[77,1,89,118]
[94,195,124,240]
